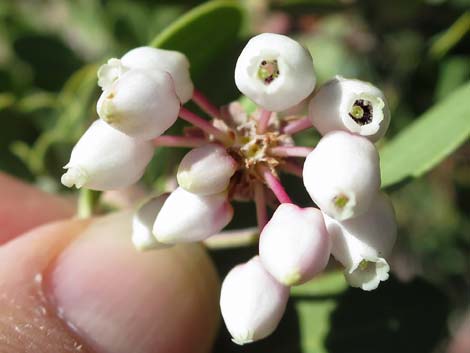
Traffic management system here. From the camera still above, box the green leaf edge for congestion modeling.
[149,0,243,48]
[380,82,470,188]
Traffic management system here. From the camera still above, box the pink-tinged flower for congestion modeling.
[177,144,238,195]
[220,256,289,345]
[323,193,397,291]
[132,194,172,251]
[303,131,380,221]
[309,76,390,142]
[259,203,331,286]
[235,33,316,112]
[152,187,233,243]
[97,68,180,140]
[61,120,154,191]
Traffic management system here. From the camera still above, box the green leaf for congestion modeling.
[149,0,243,78]
[380,82,470,188]
[292,271,347,353]
[429,11,470,59]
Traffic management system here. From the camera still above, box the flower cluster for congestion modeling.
[61,33,397,345]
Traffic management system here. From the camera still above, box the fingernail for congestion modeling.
[45,211,220,353]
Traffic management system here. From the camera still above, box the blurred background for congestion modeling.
[0,0,469,352]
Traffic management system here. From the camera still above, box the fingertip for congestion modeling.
[46,212,220,353]
[0,173,75,245]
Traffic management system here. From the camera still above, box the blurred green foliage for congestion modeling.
[0,0,469,352]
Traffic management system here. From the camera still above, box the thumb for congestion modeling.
[0,212,220,353]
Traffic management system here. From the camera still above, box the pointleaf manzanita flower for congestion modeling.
[235,33,316,112]
[177,144,238,195]
[153,187,233,243]
[132,194,172,251]
[98,46,194,103]
[259,203,331,286]
[62,31,399,345]
[309,76,390,142]
[323,192,397,291]
[303,131,381,221]
[97,68,180,140]
[220,256,289,345]
[61,120,154,190]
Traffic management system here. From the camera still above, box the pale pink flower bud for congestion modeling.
[220,256,289,345]
[259,203,331,286]
[97,68,180,140]
[323,193,397,291]
[177,144,238,195]
[153,187,233,243]
[235,33,316,112]
[132,194,172,251]
[309,76,391,142]
[61,120,154,191]
[121,46,194,103]
[303,131,380,221]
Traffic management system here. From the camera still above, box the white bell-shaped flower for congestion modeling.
[97,47,193,103]
[309,76,390,142]
[153,187,233,243]
[303,131,380,221]
[323,193,397,291]
[97,68,180,140]
[259,204,331,286]
[61,120,154,191]
[177,144,238,195]
[220,256,289,345]
[132,194,172,251]
[121,46,193,103]
[235,33,316,112]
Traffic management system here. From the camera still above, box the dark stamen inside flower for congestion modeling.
[349,99,373,125]
[258,60,279,85]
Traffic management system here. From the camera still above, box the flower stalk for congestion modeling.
[192,89,221,119]
[179,107,232,145]
[259,165,293,204]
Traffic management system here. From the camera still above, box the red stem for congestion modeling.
[179,107,231,145]
[257,109,272,134]
[259,165,293,204]
[282,117,312,135]
[153,135,207,148]
[268,146,313,158]
[192,89,220,119]
[254,182,268,232]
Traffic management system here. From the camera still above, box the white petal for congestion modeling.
[97,68,180,140]
[132,194,172,251]
[97,58,128,91]
[153,187,233,243]
[61,120,154,191]
[323,193,397,290]
[177,144,237,195]
[121,46,194,103]
[303,131,380,220]
[235,33,316,112]
[344,258,390,291]
[220,256,289,345]
[259,204,331,286]
[309,76,391,142]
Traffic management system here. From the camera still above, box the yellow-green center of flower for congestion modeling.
[349,99,373,125]
[359,259,371,271]
[258,60,279,85]
[334,194,349,209]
